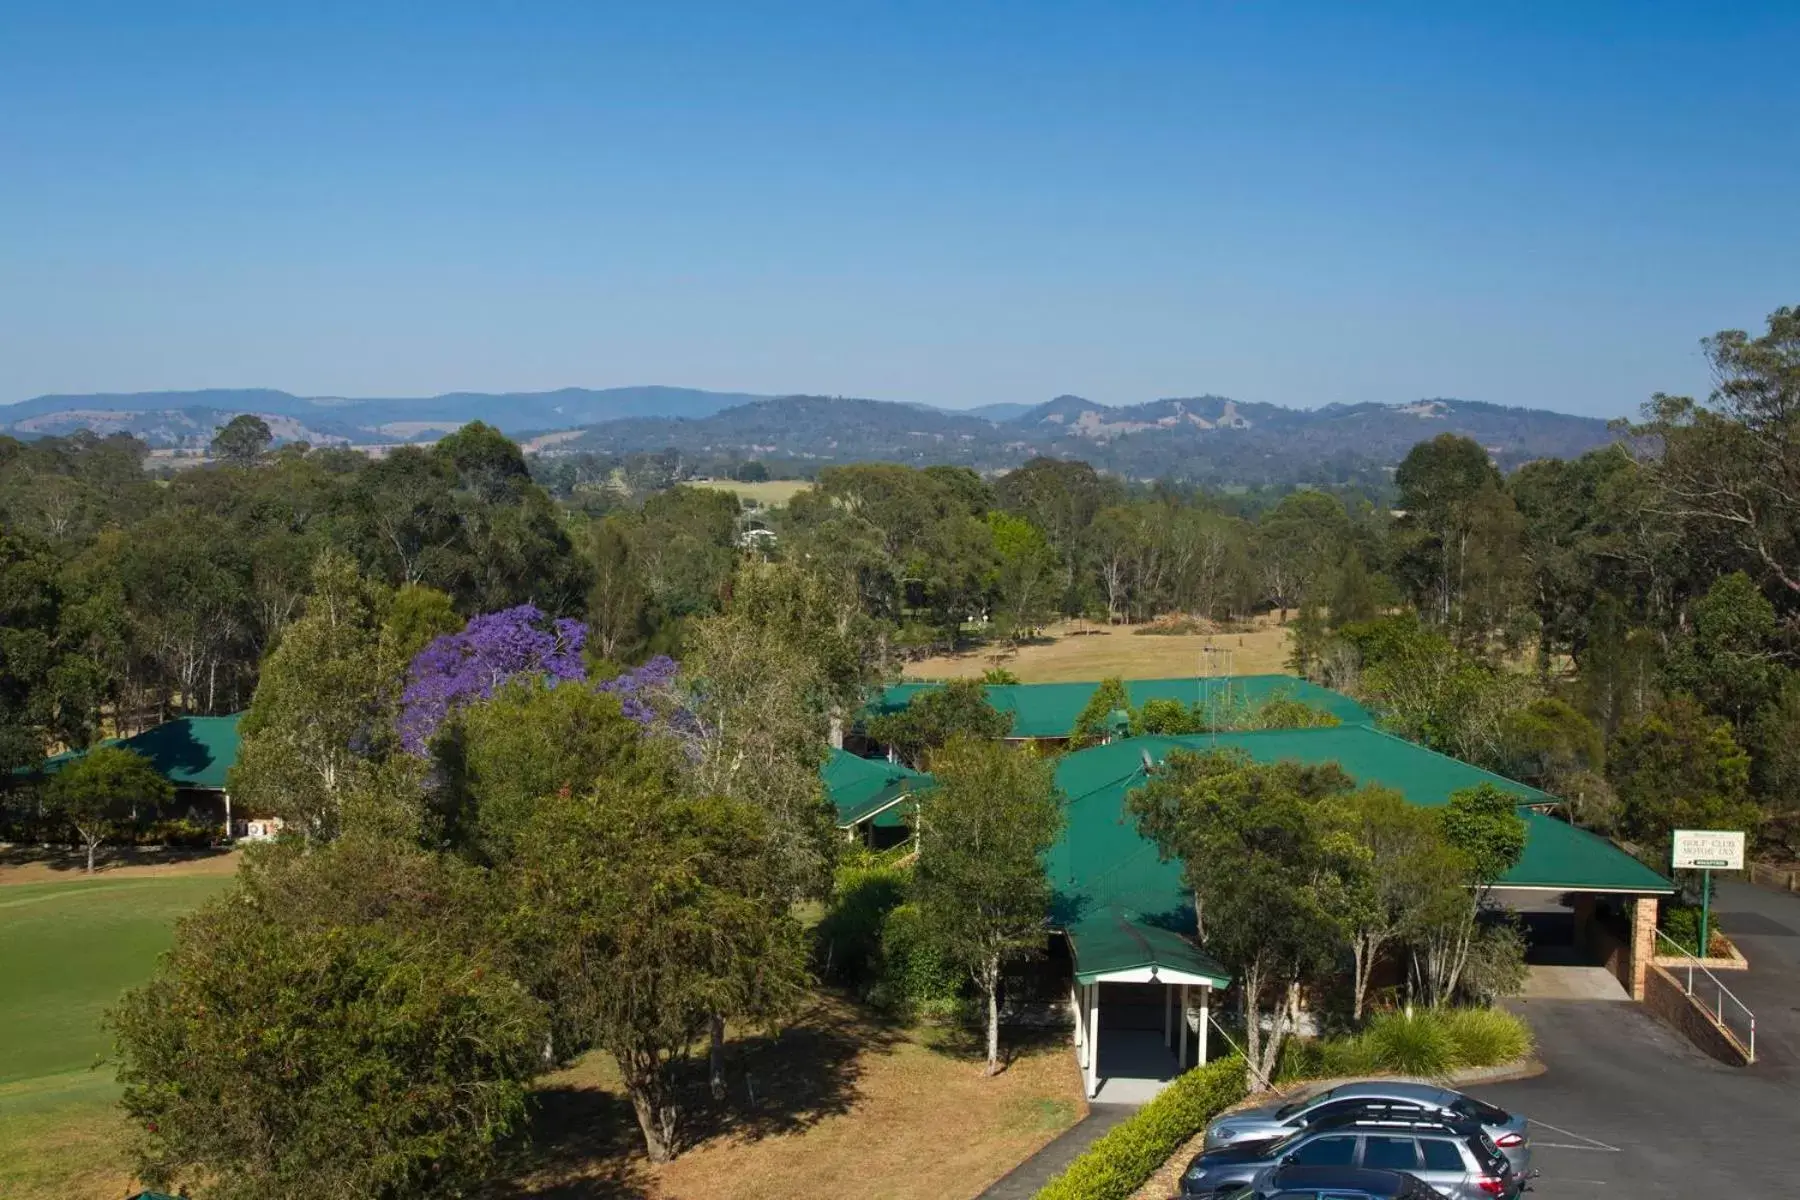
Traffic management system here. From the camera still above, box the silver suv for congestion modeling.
[1183,1115,1521,1200]
[1202,1081,1531,1175]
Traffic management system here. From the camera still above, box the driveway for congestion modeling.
[1714,877,1800,1075]
[1470,879,1800,1197]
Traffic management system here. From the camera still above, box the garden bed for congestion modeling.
[1651,936,1749,971]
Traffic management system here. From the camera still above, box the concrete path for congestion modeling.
[1091,1028,1182,1105]
[977,1103,1137,1200]
[1518,963,1629,1001]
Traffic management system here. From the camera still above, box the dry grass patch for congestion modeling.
[501,995,1083,1200]
[905,619,1296,683]
[0,845,241,887]
[687,478,814,507]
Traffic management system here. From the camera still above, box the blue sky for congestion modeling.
[3,2,1795,416]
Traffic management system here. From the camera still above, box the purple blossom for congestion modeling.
[595,655,680,726]
[398,606,688,755]
[398,605,588,753]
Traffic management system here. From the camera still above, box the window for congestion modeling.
[1290,1135,1358,1166]
[1452,1096,1510,1124]
[1362,1135,1422,1171]
[1305,1100,1361,1123]
[1279,1088,1333,1118]
[1420,1138,1466,1171]
[1309,1099,1425,1125]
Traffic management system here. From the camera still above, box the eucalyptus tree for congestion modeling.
[913,737,1061,1074]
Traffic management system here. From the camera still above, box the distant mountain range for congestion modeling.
[0,386,1620,485]
[560,393,1618,483]
[0,386,763,447]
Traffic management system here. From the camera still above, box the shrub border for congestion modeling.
[1034,1054,1247,1200]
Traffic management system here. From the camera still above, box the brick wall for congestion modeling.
[1642,965,1752,1066]
[1629,897,1657,1000]
[1588,915,1628,993]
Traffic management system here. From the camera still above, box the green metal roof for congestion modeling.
[1045,728,1672,977]
[1510,810,1673,893]
[822,748,932,828]
[1057,725,1563,809]
[1068,907,1231,987]
[121,715,242,789]
[868,675,1374,739]
[20,715,242,790]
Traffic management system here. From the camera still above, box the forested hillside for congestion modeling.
[6,305,1800,1196]
[4,385,1617,489]
[2,308,1796,860]
[0,385,763,447]
[562,393,1617,486]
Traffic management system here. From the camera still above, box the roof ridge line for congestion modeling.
[1353,722,1554,805]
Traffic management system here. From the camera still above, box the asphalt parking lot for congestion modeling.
[1470,880,1800,1198]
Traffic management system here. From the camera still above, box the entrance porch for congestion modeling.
[1072,976,1216,1102]
[1065,909,1229,1103]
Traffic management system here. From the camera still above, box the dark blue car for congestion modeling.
[1215,1164,1441,1199]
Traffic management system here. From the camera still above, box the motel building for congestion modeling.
[20,676,1676,1105]
[840,677,1675,1103]
[18,713,280,841]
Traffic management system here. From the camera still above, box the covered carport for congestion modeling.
[1043,729,1683,1108]
[1500,809,1676,999]
[1066,907,1230,1103]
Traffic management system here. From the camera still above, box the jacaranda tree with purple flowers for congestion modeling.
[398,606,589,754]
[400,604,689,862]
[596,655,681,727]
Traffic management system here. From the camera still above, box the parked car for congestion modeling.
[1202,1080,1532,1174]
[1181,1114,1521,1200]
[1216,1164,1443,1199]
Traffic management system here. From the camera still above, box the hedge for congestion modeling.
[1034,1054,1247,1200]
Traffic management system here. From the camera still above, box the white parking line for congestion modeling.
[1531,1120,1622,1153]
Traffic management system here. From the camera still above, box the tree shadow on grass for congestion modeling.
[491,1084,654,1200]
[918,1019,1067,1075]
[492,995,904,1197]
[0,843,234,875]
[685,994,906,1144]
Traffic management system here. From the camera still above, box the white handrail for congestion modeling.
[1654,928,1756,1063]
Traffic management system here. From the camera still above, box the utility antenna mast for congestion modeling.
[1198,640,1235,741]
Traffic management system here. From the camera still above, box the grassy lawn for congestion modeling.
[905,618,1296,683]
[501,995,1083,1200]
[0,1070,139,1200]
[0,874,234,1083]
[0,866,1078,1200]
[0,870,235,1199]
[687,478,814,506]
